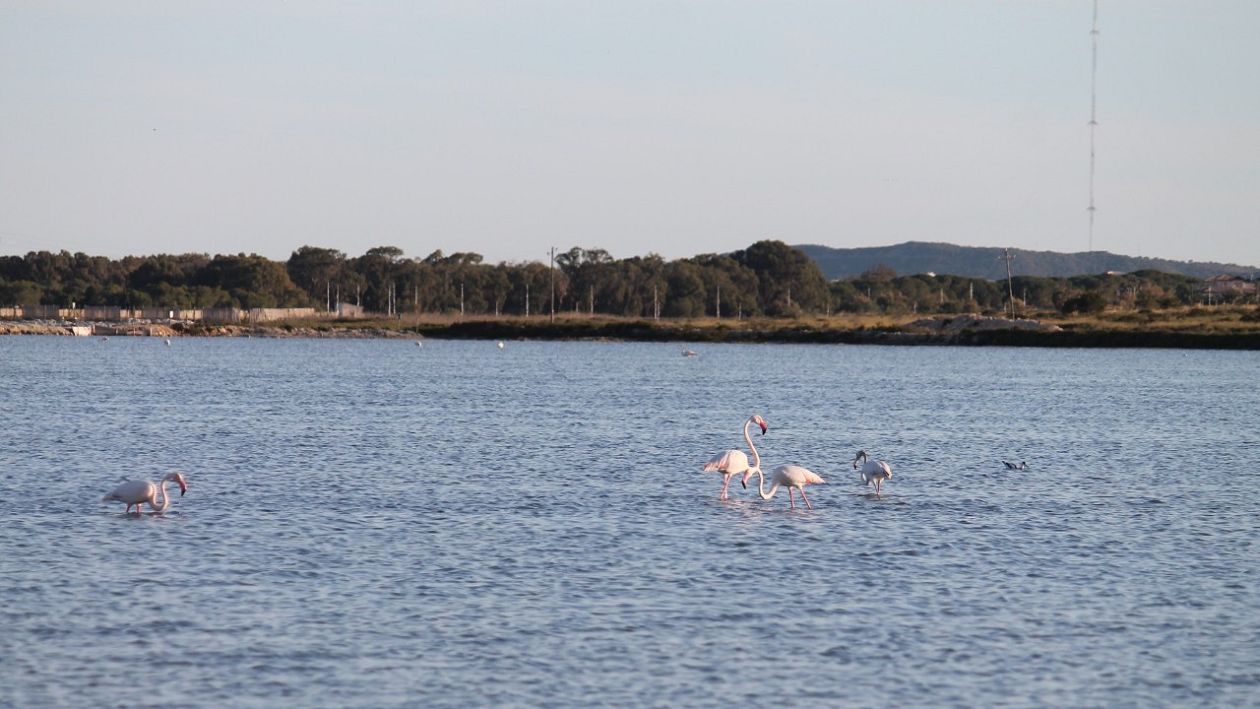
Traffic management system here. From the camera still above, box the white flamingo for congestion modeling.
[102,472,188,514]
[743,465,826,510]
[853,450,893,495]
[701,414,767,501]
[1002,460,1027,470]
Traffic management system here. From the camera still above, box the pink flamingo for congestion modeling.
[701,415,768,500]
[102,472,188,514]
[743,464,826,510]
[853,450,893,495]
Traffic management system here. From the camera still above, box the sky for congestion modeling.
[1,1,1257,267]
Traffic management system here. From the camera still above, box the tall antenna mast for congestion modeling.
[1088,0,1100,251]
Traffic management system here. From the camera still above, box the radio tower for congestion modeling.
[1087,0,1099,252]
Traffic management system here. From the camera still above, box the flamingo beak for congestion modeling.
[758,422,768,435]
[178,479,188,496]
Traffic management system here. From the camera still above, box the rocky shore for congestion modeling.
[0,321,179,337]
[4,313,1259,349]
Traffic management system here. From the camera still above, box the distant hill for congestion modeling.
[795,242,1257,280]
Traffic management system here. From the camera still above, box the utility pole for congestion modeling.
[589,285,594,316]
[460,281,465,316]
[999,249,1017,318]
[653,284,659,321]
[525,282,530,317]
[716,284,721,319]
[325,281,330,312]
[548,247,556,323]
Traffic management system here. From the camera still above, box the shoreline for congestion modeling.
[4,312,1260,349]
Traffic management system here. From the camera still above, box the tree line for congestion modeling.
[0,241,1227,319]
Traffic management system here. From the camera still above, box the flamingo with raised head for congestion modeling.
[102,472,188,514]
[742,465,826,510]
[701,415,768,501]
[1002,460,1027,470]
[853,450,893,495]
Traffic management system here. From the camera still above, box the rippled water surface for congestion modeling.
[1,336,1258,706]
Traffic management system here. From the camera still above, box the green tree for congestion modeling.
[662,261,706,317]
[197,254,308,308]
[287,246,347,308]
[0,280,43,306]
[731,240,829,315]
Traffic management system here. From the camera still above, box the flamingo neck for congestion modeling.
[149,480,172,513]
[743,418,762,470]
[753,469,780,500]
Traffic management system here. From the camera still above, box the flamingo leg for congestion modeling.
[788,488,796,509]
[719,474,732,501]
[800,488,813,510]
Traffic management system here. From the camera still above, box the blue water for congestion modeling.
[1,336,1258,707]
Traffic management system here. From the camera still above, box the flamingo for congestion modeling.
[701,414,768,501]
[742,465,826,510]
[102,472,188,514]
[853,450,893,495]
[1002,460,1027,470]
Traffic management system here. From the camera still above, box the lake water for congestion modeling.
[1,336,1257,707]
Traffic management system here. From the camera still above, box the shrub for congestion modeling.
[1060,291,1107,315]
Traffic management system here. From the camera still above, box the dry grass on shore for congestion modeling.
[264,304,1260,337]
[1042,305,1260,334]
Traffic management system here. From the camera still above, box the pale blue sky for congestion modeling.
[2,1,1257,267]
